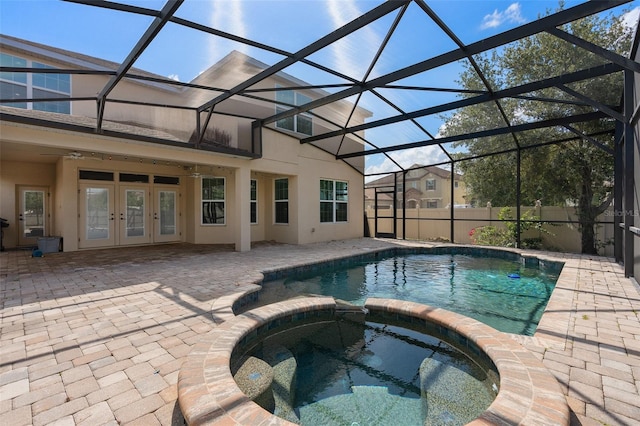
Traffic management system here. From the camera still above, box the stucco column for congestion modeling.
[234,167,251,252]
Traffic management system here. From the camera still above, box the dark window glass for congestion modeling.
[0,81,27,108]
[154,176,180,185]
[250,180,257,224]
[250,203,257,224]
[202,201,225,224]
[275,178,288,224]
[320,202,333,222]
[79,170,114,181]
[120,173,149,183]
[335,203,348,222]
[275,202,288,224]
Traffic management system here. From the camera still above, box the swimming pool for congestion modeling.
[244,248,562,335]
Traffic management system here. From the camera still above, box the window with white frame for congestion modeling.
[0,53,71,113]
[274,178,288,224]
[275,86,312,136]
[454,181,459,188]
[426,178,436,191]
[426,200,438,209]
[250,179,257,224]
[201,177,225,224]
[320,179,348,223]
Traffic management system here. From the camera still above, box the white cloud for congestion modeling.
[365,145,448,178]
[326,0,381,79]
[622,7,640,31]
[480,3,526,30]
[207,0,247,63]
[167,74,180,82]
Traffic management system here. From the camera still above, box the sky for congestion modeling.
[1,0,638,176]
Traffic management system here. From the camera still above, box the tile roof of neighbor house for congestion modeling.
[402,187,424,199]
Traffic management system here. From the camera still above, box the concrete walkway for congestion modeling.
[0,239,639,425]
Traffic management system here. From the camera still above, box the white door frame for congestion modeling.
[153,187,180,243]
[17,186,49,247]
[78,183,116,249]
[119,184,151,246]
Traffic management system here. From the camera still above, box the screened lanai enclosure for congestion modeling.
[1,0,639,277]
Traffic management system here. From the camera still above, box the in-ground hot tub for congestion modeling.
[177,297,569,425]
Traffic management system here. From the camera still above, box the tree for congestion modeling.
[441,3,632,254]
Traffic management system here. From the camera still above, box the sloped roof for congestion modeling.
[365,165,463,186]
[0,34,179,93]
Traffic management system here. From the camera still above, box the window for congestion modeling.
[274,178,288,224]
[0,53,70,113]
[275,86,312,135]
[426,179,436,191]
[250,179,257,224]
[201,177,225,224]
[320,179,348,223]
[454,181,459,188]
[426,200,438,209]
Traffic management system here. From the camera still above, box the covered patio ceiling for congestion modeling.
[0,0,638,175]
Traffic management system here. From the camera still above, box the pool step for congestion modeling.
[263,343,299,424]
[335,298,368,316]
[298,386,425,426]
[419,357,495,425]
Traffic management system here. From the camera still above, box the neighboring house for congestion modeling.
[365,165,467,209]
[0,35,371,252]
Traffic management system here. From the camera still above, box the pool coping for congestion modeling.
[177,296,570,425]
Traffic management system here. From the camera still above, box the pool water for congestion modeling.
[243,317,496,426]
[252,253,559,335]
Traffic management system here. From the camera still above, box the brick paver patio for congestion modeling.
[1,239,639,425]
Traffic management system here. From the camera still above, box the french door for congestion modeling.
[154,187,179,243]
[79,184,116,248]
[119,186,151,245]
[79,182,179,248]
[18,186,48,247]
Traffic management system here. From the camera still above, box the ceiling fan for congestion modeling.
[64,151,88,160]
[41,151,102,160]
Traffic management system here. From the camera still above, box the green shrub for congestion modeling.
[469,207,551,249]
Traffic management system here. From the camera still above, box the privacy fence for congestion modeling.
[365,205,615,257]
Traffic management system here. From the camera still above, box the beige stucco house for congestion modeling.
[0,35,371,252]
[365,164,467,210]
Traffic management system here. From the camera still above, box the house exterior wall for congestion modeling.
[0,41,366,252]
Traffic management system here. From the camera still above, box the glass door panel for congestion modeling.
[18,187,47,246]
[120,186,150,245]
[154,189,179,242]
[79,184,115,248]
